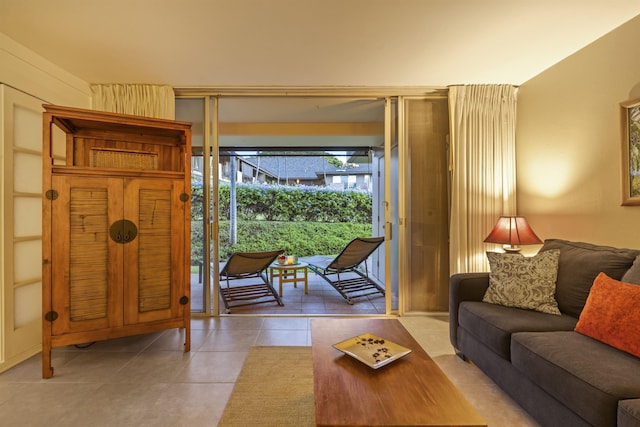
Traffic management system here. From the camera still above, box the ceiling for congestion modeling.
[1,1,640,88]
[3,1,640,151]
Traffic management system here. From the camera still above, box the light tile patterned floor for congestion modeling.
[0,315,539,427]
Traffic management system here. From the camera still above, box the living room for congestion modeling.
[1,2,640,426]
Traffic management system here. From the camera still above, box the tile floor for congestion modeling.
[0,315,539,427]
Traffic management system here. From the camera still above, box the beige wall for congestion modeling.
[0,34,90,372]
[0,32,90,105]
[517,15,640,250]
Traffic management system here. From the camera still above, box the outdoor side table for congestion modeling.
[269,262,309,297]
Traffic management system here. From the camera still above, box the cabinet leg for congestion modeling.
[42,347,54,379]
[183,325,191,352]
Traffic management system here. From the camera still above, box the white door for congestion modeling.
[0,85,45,372]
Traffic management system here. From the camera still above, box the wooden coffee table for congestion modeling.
[311,319,486,427]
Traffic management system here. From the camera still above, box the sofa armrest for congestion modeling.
[619,399,640,427]
[449,273,490,352]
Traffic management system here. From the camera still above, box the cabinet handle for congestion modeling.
[44,311,59,322]
[109,220,138,244]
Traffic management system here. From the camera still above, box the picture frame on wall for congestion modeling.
[620,97,640,206]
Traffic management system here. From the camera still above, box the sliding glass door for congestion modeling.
[176,97,215,315]
[176,91,450,316]
[402,97,450,312]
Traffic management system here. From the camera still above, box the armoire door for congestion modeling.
[123,178,187,324]
[49,175,124,335]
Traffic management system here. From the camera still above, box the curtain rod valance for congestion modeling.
[91,84,175,120]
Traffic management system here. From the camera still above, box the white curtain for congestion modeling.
[448,84,518,274]
[90,84,175,119]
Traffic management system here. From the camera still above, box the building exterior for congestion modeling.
[217,154,373,191]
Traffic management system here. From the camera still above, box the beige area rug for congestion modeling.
[218,346,315,427]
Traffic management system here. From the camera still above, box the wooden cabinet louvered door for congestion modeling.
[49,176,186,335]
[42,104,191,379]
[123,178,186,325]
[50,176,123,335]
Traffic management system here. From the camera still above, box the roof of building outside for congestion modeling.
[244,155,370,180]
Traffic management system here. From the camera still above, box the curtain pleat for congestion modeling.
[448,84,518,274]
[90,84,175,119]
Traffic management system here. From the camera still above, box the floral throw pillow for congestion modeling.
[483,249,561,315]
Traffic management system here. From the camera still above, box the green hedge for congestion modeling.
[217,221,372,260]
[191,183,374,261]
[218,183,372,222]
[191,221,373,261]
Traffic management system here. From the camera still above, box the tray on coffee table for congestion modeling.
[333,332,412,369]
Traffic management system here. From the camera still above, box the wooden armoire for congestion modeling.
[41,105,192,378]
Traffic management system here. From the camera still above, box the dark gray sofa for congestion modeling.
[449,239,640,427]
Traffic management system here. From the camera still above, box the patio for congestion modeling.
[191,268,387,316]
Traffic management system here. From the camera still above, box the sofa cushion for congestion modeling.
[539,239,640,317]
[622,254,640,284]
[575,272,640,358]
[619,399,640,427]
[483,250,561,315]
[511,331,640,427]
[458,301,576,360]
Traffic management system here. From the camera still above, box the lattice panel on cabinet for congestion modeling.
[137,189,172,312]
[69,188,109,321]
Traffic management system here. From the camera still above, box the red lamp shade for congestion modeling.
[484,216,542,251]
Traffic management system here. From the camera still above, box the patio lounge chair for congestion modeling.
[302,237,385,304]
[219,249,284,313]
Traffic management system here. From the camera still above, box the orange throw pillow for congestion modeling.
[575,272,640,358]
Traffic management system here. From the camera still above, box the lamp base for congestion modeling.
[503,245,522,253]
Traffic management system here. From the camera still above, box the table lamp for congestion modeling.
[484,215,542,253]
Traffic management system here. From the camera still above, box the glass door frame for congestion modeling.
[176,88,447,316]
[192,93,400,317]
[383,96,403,315]
[179,95,217,317]
[208,97,219,316]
